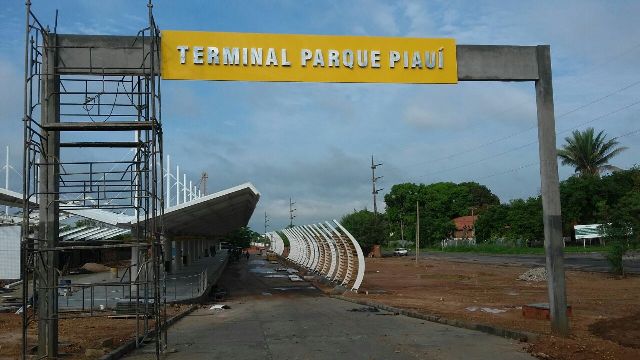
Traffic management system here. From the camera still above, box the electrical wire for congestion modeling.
[412,98,640,181]
[403,78,640,170]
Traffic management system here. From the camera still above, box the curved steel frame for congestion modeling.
[278,220,364,291]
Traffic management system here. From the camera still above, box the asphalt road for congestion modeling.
[420,252,640,274]
[126,255,533,360]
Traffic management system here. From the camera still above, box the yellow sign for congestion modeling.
[161,31,457,84]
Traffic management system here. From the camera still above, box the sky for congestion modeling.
[1,0,639,231]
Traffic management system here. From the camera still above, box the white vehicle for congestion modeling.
[393,248,408,256]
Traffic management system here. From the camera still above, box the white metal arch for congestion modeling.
[310,224,333,277]
[274,219,365,292]
[324,220,352,285]
[317,222,341,281]
[333,219,365,291]
[302,225,322,273]
[293,227,313,269]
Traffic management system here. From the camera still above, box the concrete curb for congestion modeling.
[99,304,198,360]
[332,295,538,343]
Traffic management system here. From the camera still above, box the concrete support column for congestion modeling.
[174,239,182,272]
[130,245,139,292]
[38,33,60,359]
[535,45,568,335]
[193,240,198,260]
[161,234,171,273]
[183,240,190,266]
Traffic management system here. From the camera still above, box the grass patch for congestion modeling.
[423,243,611,255]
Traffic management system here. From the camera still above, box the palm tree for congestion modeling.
[557,128,627,176]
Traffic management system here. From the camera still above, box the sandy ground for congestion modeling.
[343,257,640,360]
[0,304,189,359]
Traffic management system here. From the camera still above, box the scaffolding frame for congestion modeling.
[21,1,166,358]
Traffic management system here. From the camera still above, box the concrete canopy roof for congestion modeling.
[0,188,30,208]
[2,182,260,238]
[155,182,260,238]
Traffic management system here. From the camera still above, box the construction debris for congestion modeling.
[517,267,548,282]
[80,263,111,273]
[348,307,379,313]
[465,306,508,314]
[288,275,304,282]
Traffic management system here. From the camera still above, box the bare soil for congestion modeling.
[0,304,189,359]
[343,257,640,360]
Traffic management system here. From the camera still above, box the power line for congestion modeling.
[475,126,640,182]
[405,41,640,171]
[412,98,640,181]
[403,78,640,170]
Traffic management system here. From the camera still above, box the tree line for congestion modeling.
[341,128,638,274]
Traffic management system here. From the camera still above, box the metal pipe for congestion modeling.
[176,165,180,205]
[166,155,170,208]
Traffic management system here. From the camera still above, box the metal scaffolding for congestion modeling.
[21,1,165,358]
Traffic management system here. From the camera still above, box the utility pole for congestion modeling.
[415,201,420,266]
[4,146,9,217]
[176,165,180,205]
[199,172,208,196]
[264,211,269,248]
[371,155,383,216]
[166,155,170,209]
[289,197,296,227]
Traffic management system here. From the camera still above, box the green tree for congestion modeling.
[475,204,509,242]
[603,178,640,275]
[224,226,260,248]
[557,128,627,176]
[275,231,290,247]
[559,174,604,234]
[340,209,387,253]
[384,181,497,247]
[558,167,640,237]
[475,197,543,245]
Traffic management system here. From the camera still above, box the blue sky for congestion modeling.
[1,1,639,231]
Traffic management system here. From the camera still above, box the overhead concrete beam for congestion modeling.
[55,34,159,75]
[457,45,538,81]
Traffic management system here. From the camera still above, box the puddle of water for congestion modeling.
[249,267,276,274]
[272,286,316,291]
[263,274,288,278]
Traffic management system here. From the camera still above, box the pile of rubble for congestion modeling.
[517,267,548,282]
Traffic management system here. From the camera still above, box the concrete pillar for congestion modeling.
[174,239,182,272]
[183,240,190,266]
[535,45,568,335]
[161,234,171,273]
[130,245,139,292]
[193,240,198,260]
[38,33,60,358]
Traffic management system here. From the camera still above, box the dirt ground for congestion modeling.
[343,257,640,360]
[0,304,189,359]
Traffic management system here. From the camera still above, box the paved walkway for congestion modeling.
[125,255,533,360]
[58,250,228,310]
